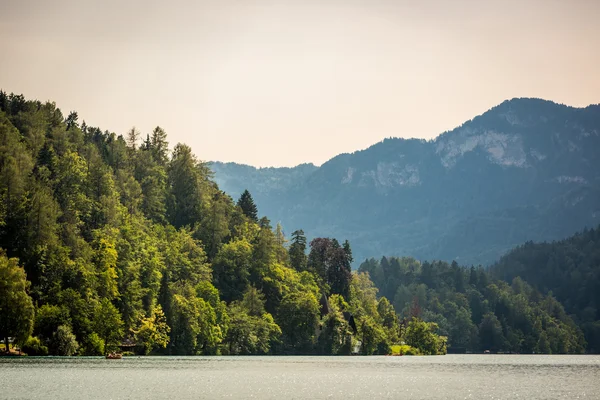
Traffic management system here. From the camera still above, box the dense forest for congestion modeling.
[0,92,445,357]
[491,226,600,353]
[359,254,590,354]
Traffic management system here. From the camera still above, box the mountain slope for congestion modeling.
[211,98,600,266]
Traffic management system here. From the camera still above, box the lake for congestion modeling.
[1,355,599,399]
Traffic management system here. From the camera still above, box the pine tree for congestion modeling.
[65,111,79,131]
[237,189,258,222]
[343,240,353,264]
[289,230,307,271]
[274,222,289,264]
[150,126,169,166]
[167,143,203,228]
[126,127,139,150]
[327,245,352,300]
[0,90,8,112]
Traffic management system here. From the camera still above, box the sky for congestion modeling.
[1,0,599,167]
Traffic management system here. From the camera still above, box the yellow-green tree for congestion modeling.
[0,252,34,351]
[404,317,447,355]
[133,305,170,355]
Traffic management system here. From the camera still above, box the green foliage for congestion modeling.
[346,273,399,355]
[22,336,49,356]
[316,296,353,355]
[133,305,170,355]
[308,238,352,300]
[404,317,447,355]
[237,189,258,222]
[240,286,266,317]
[491,226,600,353]
[167,143,211,228]
[277,290,320,353]
[150,127,169,167]
[390,344,420,356]
[289,230,308,271]
[212,238,252,302]
[93,299,124,354]
[34,304,68,345]
[195,191,233,260]
[83,333,105,356]
[360,256,587,354]
[378,297,400,343]
[478,312,505,352]
[0,252,35,348]
[349,272,380,318]
[170,293,210,354]
[53,325,79,356]
[357,315,388,355]
[225,292,281,355]
[168,284,224,355]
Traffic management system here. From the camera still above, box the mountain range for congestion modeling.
[211,98,600,266]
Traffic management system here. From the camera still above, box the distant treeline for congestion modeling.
[359,232,600,353]
[490,226,600,353]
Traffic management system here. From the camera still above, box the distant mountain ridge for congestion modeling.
[211,98,600,266]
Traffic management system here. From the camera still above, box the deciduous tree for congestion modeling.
[0,253,34,351]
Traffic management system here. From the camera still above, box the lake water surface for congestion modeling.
[1,355,599,399]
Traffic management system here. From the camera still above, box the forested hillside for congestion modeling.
[0,92,428,356]
[490,226,600,352]
[1,92,595,357]
[359,256,588,353]
[212,98,600,266]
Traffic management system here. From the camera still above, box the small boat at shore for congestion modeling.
[106,352,123,359]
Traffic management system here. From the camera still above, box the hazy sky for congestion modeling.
[1,0,599,167]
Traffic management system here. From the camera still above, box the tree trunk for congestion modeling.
[4,336,9,353]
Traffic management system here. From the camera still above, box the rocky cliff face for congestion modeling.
[211,98,600,266]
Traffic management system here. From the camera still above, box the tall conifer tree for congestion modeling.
[237,189,258,222]
[289,230,307,271]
